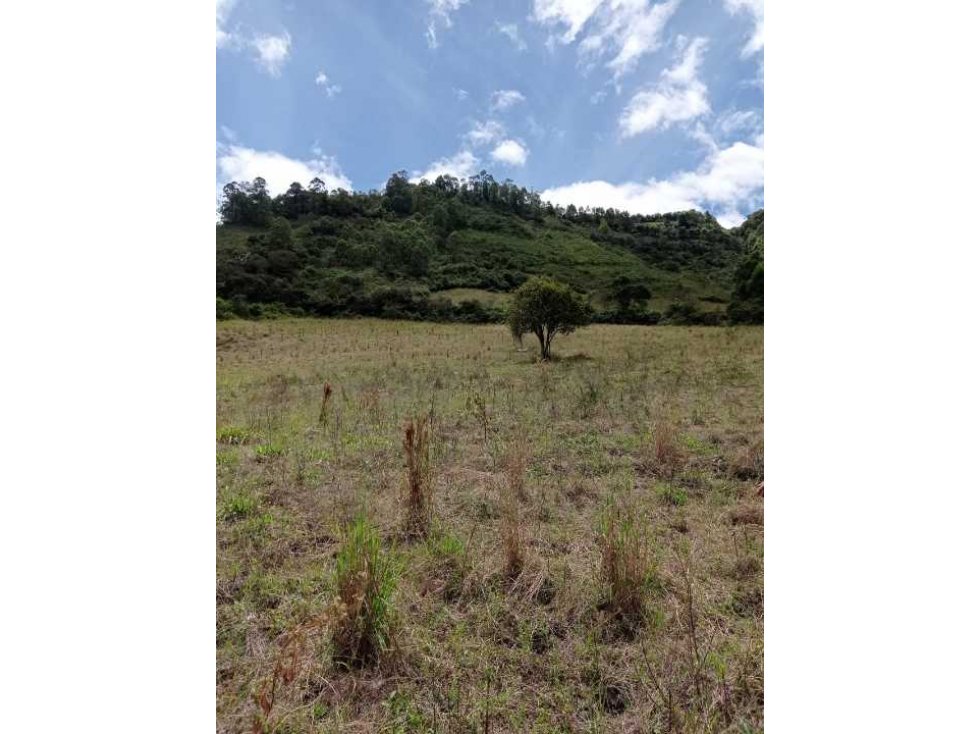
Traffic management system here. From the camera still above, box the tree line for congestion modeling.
[217,171,763,325]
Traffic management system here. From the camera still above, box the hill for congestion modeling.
[217,171,764,324]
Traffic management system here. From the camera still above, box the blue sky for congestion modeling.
[217,0,763,226]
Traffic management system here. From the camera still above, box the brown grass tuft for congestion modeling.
[639,420,687,478]
[730,503,764,527]
[599,505,651,628]
[728,439,764,480]
[652,422,685,478]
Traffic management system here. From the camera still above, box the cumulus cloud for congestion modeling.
[490,89,526,110]
[619,36,709,137]
[496,22,528,50]
[465,120,506,146]
[410,150,480,182]
[425,0,469,48]
[532,0,679,79]
[490,139,529,166]
[541,139,763,225]
[724,0,763,57]
[314,71,342,98]
[217,143,352,194]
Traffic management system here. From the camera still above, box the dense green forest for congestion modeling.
[217,171,763,325]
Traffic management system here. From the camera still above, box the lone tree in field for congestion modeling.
[507,277,592,360]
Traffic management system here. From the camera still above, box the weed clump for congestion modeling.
[255,443,284,460]
[330,515,398,666]
[425,528,471,601]
[217,426,252,445]
[599,505,653,629]
[402,416,433,537]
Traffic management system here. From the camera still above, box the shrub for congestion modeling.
[216,297,237,320]
[330,515,398,665]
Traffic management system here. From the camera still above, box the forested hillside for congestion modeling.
[217,171,764,324]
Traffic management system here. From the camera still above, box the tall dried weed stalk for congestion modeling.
[403,416,433,536]
[318,381,333,426]
[499,474,525,578]
[504,440,531,502]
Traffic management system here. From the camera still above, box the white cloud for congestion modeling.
[496,22,528,50]
[541,139,763,223]
[579,0,680,79]
[465,120,506,146]
[531,0,605,44]
[215,6,291,77]
[425,0,469,48]
[216,0,239,48]
[490,89,526,110]
[532,0,679,79]
[724,0,763,57]
[314,71,342,98]
[454,88,469,101]
[252,32,291,76]
[217,143,352,194]
[411,150,480,182]
[619,36,709,137]
[716,108,762,139]
[491,139,529,166]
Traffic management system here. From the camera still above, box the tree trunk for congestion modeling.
[536,333,548,360]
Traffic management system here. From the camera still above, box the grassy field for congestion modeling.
[217,319,763,733]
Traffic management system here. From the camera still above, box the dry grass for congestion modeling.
[216,319,763,732]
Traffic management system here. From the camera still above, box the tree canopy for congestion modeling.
[507,277,592,360]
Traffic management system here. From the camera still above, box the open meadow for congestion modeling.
[217,319,763,733]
